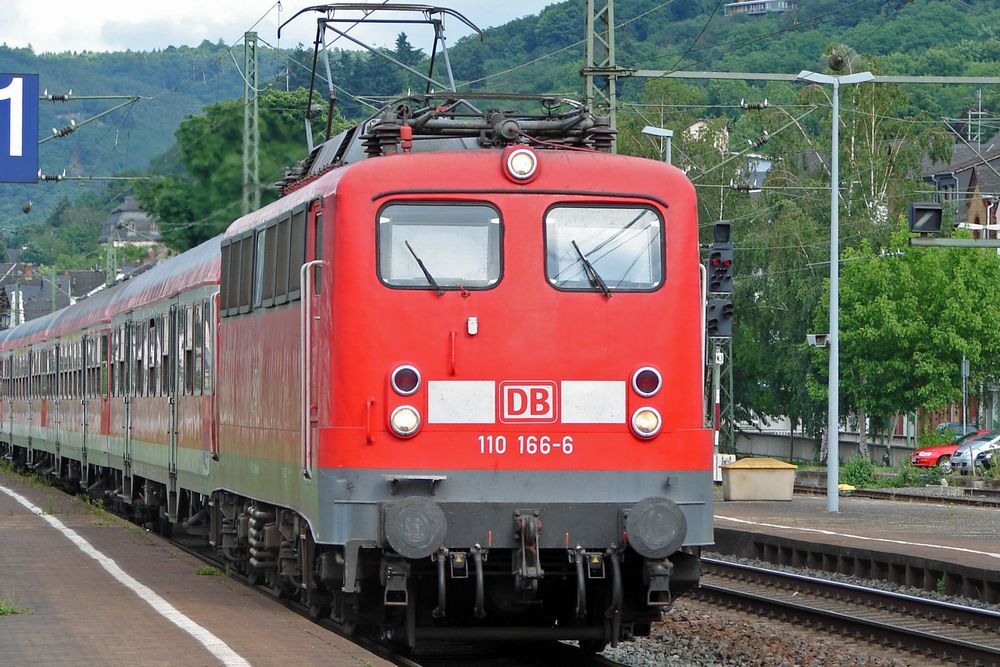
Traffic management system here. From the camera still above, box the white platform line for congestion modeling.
[715,515,1000,561]
[0,484,251,667]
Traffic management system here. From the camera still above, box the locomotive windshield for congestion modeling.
[545,205,664,292]
[378,203,502,290]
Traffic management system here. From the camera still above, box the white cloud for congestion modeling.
[3,1,550,54]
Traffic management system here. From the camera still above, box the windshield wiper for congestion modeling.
[571,240,611,299]
[405,241,444,296]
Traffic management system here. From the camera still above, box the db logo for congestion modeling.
[499,381,558,423]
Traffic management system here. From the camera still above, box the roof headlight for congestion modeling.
[631,407,662,439]
[506,147,538,180]
[390,406,421,437]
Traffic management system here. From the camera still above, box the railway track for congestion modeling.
[697,557,1000,665]
[793,484,1000,507]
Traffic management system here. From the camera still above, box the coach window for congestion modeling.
[192,302,203,394]
[161,314,172,396]
[275,215,291,304]
[202,299,213,394]
[239,236,254,313]
[220,242,232,315]
[147,319,158,397]
[544,205,664,293]
[377,203,502,290]
[261,224,277,306]
[289,207,306,298]
[253,230,267,308]
[134,324,145,397]
[313,210,323,294]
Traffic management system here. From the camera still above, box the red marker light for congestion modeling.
[391,365,421,395]
[631,367,662,397]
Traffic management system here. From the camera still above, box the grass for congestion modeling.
[194,565,224,576]
[0,598,31,616]
[83,495,116,526]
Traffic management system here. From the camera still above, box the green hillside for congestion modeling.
[3,0,999,242]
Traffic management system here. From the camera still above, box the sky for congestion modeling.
[2,1,550,54]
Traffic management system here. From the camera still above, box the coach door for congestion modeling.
[122,321,135,499]
[167,304,179,521]
[301,200,326,479]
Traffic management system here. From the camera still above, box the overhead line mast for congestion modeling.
[242,31,261,216]
[583,0,629,152]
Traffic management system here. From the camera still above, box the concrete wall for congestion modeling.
[735,432,914,466]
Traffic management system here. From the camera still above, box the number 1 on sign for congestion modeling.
[0,77,23,158]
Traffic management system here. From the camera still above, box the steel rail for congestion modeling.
[793,484,1000,507]
[699,557,1000,665]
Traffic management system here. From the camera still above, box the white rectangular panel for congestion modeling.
[560,380,626,423]
[428,380,496,424]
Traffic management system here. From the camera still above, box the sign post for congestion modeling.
[0,73,39,183]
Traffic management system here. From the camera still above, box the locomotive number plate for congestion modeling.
[478,434,574,455]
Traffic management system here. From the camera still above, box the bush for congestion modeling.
[841,456,876,488]
[918,428,953,447]
[878,460,942,488]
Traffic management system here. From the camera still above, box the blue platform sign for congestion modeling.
[0,73,39,183]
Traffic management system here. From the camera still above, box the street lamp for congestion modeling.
[796,69,875,513]
[641,125,674,165]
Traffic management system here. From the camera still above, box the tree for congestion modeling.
[138,89,350,251]
[831,227,1000,445]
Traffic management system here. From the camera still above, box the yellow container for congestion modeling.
[722,457,797,501]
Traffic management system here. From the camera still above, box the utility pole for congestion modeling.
[49,269,56,313]
[720,337,735,452]
[105,231,117,287]
[242,31,260,216]
[583,0,627,151]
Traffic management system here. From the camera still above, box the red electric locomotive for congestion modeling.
[0,95,712,648]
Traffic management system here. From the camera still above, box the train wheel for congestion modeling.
[579,640,607,654]
[308,603,329,619]
[157,507,173,538]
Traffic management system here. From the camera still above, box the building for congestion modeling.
[0,265,106,328]
[724,0,797,17]
[923,131,1000,236]
[97,196,163,248]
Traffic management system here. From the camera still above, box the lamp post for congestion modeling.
[641,125,674,165]
[797,70,875,513]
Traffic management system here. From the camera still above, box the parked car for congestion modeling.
[935,421,981,442]
[911,429,988,470]
[975,448,998,473]
[950,430,1000,473]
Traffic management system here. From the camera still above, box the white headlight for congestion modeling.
[506,148,537,180]
[631,407,662,439]
[390,406,421,437]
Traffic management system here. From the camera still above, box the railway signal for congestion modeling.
[708,243,733,294]
[706,221,733,337]
[708,220,733,294]
[908,202,943,234]
[706,298,733,338]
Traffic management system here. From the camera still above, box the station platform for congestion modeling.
[0,469,391,667]
[711,491,1000,602]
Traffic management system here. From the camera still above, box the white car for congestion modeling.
[950,431,1000,473]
